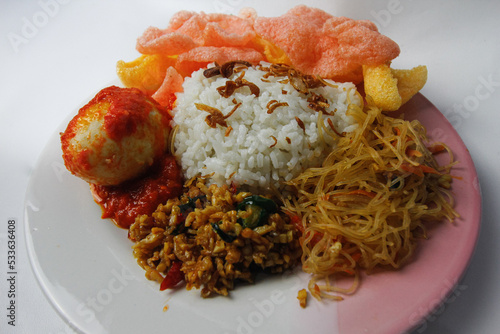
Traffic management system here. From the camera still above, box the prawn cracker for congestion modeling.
[254,5,400,83]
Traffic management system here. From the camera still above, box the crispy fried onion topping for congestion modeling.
[266,100,289,114]
[259,63,325,94]
[307,92,331,114]
[195,102,241,128]
[203,60,252,79]
[200,62,337,134]
[295,116,306,133]
[216,71,260,98]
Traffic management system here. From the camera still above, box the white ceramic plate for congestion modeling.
[24,91,481,334]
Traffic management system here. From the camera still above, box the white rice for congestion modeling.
[172,62,361,191]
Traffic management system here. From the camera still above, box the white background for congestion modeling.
[1,0,499,333]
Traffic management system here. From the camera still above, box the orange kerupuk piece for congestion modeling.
[116,54,176,95]
[254,5,400,83]
[136,11,256,55]
[152,66,184,108]
[136,28,197,56]
[174,46,264,77]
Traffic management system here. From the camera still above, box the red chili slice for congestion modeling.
[160,261,184,291]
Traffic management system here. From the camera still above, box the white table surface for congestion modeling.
[1,0,499,333]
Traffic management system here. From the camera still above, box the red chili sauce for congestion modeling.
[91,155,183,230]
[91,85,171,141]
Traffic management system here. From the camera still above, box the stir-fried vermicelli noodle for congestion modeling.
[283,100,459,300]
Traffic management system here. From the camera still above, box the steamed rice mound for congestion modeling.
[172,62,361,190]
